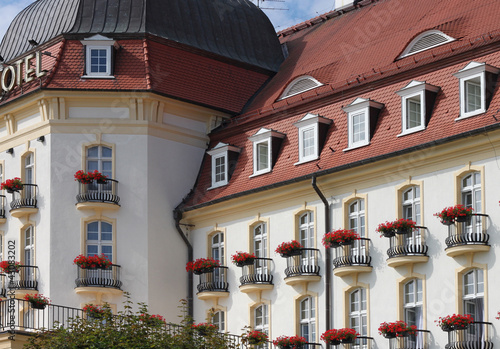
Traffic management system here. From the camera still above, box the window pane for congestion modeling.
[407,95,421,129]
[352,112,366,143]
[257,142,269,171]
[465,78,481,113]
[302,128,315,157]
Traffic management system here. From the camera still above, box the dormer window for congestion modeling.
[343,98,383,151]
[280,76,322,100]
[396,81,439,136]
[293,113,332,164]
[399,30,454,58]
[249,128,285,177]
[81,35,116,78]
[207,142,240,189]
[453,62,500,119]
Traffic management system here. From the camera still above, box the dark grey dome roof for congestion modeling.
[0,0,283,71]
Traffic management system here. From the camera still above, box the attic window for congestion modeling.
[207,142,241,189]
[280,76,322,100]
[81,35,116,78]
[400,30,454,58]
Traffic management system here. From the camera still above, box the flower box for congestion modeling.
[377,221,395,238]
[231,251,256,267]
[379,321,416,338]
[392,218,416,234]
[246,330,268,345]
[275,240,303,257]
[273,335,306,349]
[192,322,217,335]
[138,313,166,326]
[24,294,50,309]
[0,261,20,273]
[1,178,23,193]
[83,304,106,318]
[74,170,108,184]
[434,205,473,225]
[436,314,473,331]
[186,258,220,274]
[321,328,358,345]
[74,254,111,269]
[322,230,360,248]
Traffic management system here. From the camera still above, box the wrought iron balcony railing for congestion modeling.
[10,184,37,210]
[76,179,120,205]
[0,195,6,218]
[8,265,39,290]
[387,330,430,349]
[445,322,493,349]
[240,258,273,286]
[75,264,122,289]
[197,266,229,293]
[445,214,489,249]
[333,238,372,268]
[387,227,428,258]
[284,248,320,278]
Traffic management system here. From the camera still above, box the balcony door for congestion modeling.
[23,226,35,282]
[253,223,267,275]
[300,297,316,344]
[24,153,34,199]
[349,200,365,257]
[402,187,421,246]
[350,288,367,349]
[87,146,112,192]
[461,173,481,234]
[404,279,423,347]
[299,212,314,265]
[211,232,224,283]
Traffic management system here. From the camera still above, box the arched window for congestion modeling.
[254,304,269,347]
[463,269,484,321]
[300,297,316,343]
[87,146,112,178]
[349,288,367,341]
[400,30,454,58]
[402,186,421,225]
[299,212,314,248]
[349,199,365,238]
[212,310,225,332]
[280,76,322,99]
[86,221,113,262]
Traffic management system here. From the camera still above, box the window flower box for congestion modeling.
[74,170,108,184]
[377,221,395,238]
[434,205,473,225]
[74,254,111,269]
[231,251,256,267]
[323,229,360,248]
[83,304,107,318]
[275,240,303,257]
[379,321,416,338]
[246,330,268,345]
[321,328,359,345]
[24,293,50,309]
[192,322,217,336]
[273,335,306,349]
[436,314,473,331]
[186,258,220,275]
[0,261,20,273]
[392,219,416,234]
[138,313,166,326]
[1,178,23,193]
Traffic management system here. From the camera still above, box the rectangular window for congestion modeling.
[465,77,481,113]
[214,155,226,184]
[256,141,269,172]
[351,112,366,144]
[302,128,315,158]
[85,45,112,77]
[406,95,422,129]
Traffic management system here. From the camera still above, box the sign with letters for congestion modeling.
[1,51,46,92]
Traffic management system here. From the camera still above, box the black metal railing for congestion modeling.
[333,238,372,269]
[445,214,489,249]
[8,265,38,290]
[75,264,122,289]
[445,322,494,349]
[0,273,6,298]
[387,330,430,349]
[76,179,120,205]
[197,266,229,293]
[284,248,320,278]
[0,195,6,218]
[240,258,273,286]
[10,184,37,210]
[387,227,428,258]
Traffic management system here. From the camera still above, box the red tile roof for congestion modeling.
[181,0,500,210]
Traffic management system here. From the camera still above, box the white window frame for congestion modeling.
[86,221,113,262]
[404,279,423,327]
[254,304,269,340]
[279,75,323,100]
[80,35,116,78]
[454,62,500,120]
[207,143,240,189]
[463,269,484,321]
[212,310,225,332]
[300,297,316,343]
[396,81,439,136]
[249,128,285,177]
[293,113,331,165]
[349,199,365,238]
[349,288,367,346]
[343,98,383,151]
[399,30,455,58]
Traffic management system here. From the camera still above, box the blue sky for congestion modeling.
[0,0,338,41]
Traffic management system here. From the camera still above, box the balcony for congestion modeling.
[196,266,229,301]
[76,179,120,211]
[284,248,321,286]
[8,265,39,292]
[0,195,6,223]
[333,238,372,277]
[445,322,493,349]
[10,184,38,218]
[75,264,123,297]
[387,330,430,349]
[387,227,429,268]
[445,214,490,257]
[239,258,274,294]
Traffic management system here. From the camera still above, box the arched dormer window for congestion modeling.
[280,76,322,100]
[400,30,454,58]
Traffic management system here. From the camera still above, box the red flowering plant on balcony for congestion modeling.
[434,205,473,225]
[273,335,307,348]
[322,229,360,248]
[496,311,500,320]
[231,251,256,267]
[185,258,220,275]
[83,304,108,318]
[392,219,416,234]
[73,254,112,269]
[24,294,51,309]
[376,221,395,238]
[378,321,416,338]
[275,240,303,257]
[321,328,359,344]
[74,170,108,184]
[436,314,473,331]
[0,261,20,273]
[1,177,23,192]
[245,330,268,345]
[138,313,166,326]
[192,322,217,335]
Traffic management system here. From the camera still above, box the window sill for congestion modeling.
[208,182,228,190]
[397,126,425,137]
[249,170,271,178]
[455,110,485,121]
[343,142,370,152]
[81,75,116,79]
[294,156,319,166]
